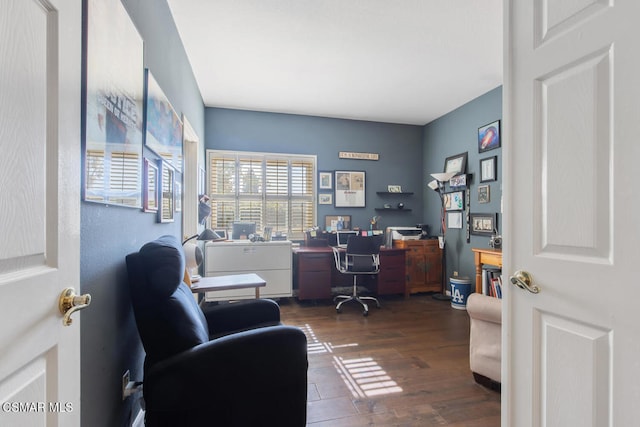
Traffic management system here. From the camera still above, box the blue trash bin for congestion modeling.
[450,277,472,310]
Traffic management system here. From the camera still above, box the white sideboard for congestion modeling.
[204,240,292,301]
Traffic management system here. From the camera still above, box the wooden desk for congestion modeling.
[471,248,503,294]
[292,246,406,300]
[190,273,266,298]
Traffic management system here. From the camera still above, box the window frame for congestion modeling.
[206,149,317,240]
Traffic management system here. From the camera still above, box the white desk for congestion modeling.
[190,273,266,298]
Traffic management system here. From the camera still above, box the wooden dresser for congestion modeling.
[393,239,442,297]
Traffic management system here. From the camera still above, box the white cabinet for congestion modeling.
[204,240,292,301]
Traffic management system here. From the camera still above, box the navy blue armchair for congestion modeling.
[126,235,308,426]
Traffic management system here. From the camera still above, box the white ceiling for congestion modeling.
[167,0,503,126]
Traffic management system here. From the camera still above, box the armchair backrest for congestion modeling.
[126,235,209,369]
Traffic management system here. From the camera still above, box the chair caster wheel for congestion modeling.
[362,310,368,317]
[336,308,342,313]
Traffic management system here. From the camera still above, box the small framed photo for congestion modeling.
[444,190,465,211]
[470,213,497,236]
[387,185,402,193]
[318,193,333,205]
[448,211,463,229]
[478,120,501,153]
[478,185,490,203]
[444,152,468,176]
[480,156,498,183]
[319,171,333,190]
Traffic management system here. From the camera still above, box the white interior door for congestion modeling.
[505,1,640,426]
[0,0,82,425]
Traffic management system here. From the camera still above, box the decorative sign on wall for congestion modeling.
[339,151,379,161]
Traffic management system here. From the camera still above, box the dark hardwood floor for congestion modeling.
[278,294,501,426]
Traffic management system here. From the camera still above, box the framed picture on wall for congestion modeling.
[319,171,333,190]
[478,120,501,153]
[470,213,497,236]
[335,171,365,207]
[444,190,465,211]
[318,193,333,205]
[443,152,468,176]
[480,156,498,182]
[478,185,490,203]
[143,158,158,212]
[145,69,183,173]
[448,211,463,229]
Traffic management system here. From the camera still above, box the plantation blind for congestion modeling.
[207,150,316,239]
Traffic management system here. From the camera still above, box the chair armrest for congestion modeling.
[143,325,308,414]
[201,299,281,336]
[467,293,502,324]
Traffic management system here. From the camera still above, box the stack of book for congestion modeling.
[481,266,502,299]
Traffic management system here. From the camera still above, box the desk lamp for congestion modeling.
[183,229,225,283]
[428,171,457,301]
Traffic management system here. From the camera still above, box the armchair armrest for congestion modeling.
[201,298,281,337]
[144,325,308,425]
[467,293,502,324]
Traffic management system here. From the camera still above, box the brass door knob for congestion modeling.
[58,287,92,326]
[509,270,540,294]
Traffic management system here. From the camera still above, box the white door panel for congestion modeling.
[0,0,81,425]
[506,0,640,426]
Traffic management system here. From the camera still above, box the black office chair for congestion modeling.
[332,235,381,316]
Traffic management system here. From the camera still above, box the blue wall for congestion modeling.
[80,1,203,425]
[206,108,425,232]
[422,86,502,285]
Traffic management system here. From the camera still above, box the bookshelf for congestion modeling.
[471,248,502,294]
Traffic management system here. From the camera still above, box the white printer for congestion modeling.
[385,226,423,247]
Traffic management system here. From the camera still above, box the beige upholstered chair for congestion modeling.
[467,293,502,391]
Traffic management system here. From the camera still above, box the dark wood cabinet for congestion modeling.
[375,249,407,295]
[393,239,442,296]
[293,249,333,300]
[293,247,407,300]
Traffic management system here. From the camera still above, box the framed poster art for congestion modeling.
[444,152,468,176]
[84,0,144,208]
[145,69,183,173]
[478,120,501,153]
[319,171,332,190]
[335,171,365,207]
